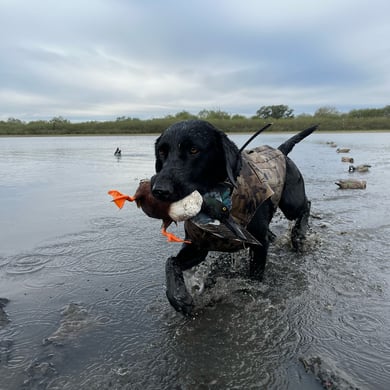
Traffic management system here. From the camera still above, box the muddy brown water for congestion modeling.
[0,133,389,389]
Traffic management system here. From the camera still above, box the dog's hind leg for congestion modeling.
[291,199,311,251]
[165,244,208,315]
[279,157,311,251]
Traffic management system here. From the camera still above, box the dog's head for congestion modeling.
[151,120,242,202]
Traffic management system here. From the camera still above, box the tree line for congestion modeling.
[1,105,390,136]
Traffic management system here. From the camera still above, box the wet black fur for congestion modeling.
[151,120,316,315]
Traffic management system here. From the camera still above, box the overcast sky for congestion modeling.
[1,0,389,122]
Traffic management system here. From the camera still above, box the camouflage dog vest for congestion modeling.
[231,145,286,226]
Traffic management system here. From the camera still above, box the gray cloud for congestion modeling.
[1,0,389,121]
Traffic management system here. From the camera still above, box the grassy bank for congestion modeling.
[1,116,390,136]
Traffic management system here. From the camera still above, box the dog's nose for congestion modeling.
[152,187,171,200]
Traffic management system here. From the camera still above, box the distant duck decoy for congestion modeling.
[348,164,371,173]
[341,156,354,163]
[337,148,350,153]
[335,179,367,189]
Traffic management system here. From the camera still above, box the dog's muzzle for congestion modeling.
[150,173,176,201]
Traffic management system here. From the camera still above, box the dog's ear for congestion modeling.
[155,156,162,172]
[154,135,163,172]
[155,159,162,172]
[220,132,242,187]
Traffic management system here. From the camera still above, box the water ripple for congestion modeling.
[338,309,385,335]
[70,246,149,276]
[6,253,54,275]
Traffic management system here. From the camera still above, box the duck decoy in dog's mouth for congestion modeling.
[108,180,202,243]
[108,180,260,246]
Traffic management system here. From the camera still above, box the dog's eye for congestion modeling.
[158,147,168,159]
[189,146,199,155]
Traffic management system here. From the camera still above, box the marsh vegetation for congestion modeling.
[1,105,390,136]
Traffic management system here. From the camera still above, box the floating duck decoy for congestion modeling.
[337,148,350,153]
[348,164,371,173]
[341,156,354,163]
[335,179,366,189]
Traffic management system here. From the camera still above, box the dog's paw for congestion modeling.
[166,290,194,316]
[291,230,306,252]
[165,257,194,315]
[249,268,265,281]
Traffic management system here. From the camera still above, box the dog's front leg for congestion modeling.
[165,256,194,315]
[165,244,208,315]
[246,200,275,279]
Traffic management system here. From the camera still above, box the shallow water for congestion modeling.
[0,132,389,389]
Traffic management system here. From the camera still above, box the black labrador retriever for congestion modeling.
[151,119,316,315]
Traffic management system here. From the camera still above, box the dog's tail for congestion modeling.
[278,125,319,156]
